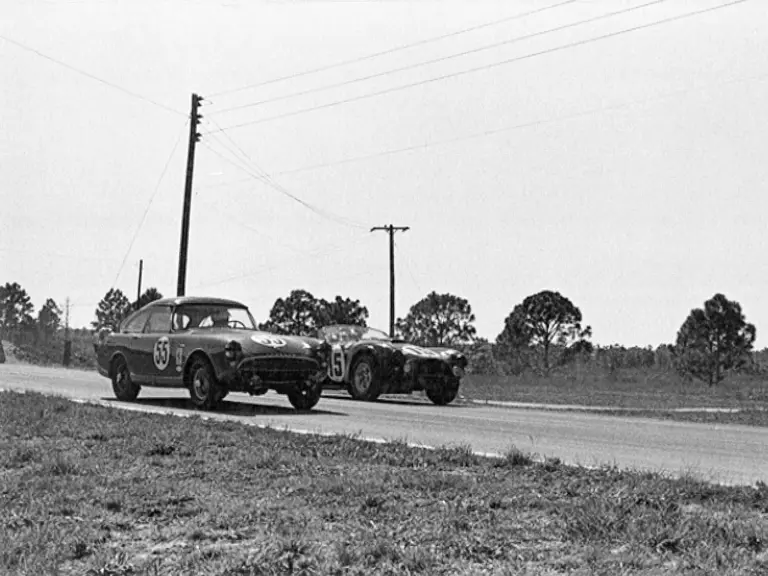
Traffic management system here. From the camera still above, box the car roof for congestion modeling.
[145,296,248,308]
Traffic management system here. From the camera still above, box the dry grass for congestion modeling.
[1,390,767,575]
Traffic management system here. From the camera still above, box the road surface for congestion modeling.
[1,363,765,486]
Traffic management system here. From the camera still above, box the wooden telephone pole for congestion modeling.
[136,259,143,307]
[371,225,409,337]
[176,93,203,297]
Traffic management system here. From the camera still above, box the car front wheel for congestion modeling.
[111,357,140,402]
[426,378,460,406]
[188,358,223,410]
[287,379,322,411]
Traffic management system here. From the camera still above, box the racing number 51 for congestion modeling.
[330,346,345,380]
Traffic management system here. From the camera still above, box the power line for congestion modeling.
[195,195,323,256]
[211,0,749,133]
[210,0,670,116]
[0,33,184,116]
[190,235,376,290]
[203,69,768,184]
[111,120,188,289]
[207,0,578,98]
[200,129,368,230]
[204,116,284,187]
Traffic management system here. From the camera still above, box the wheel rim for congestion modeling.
[353,362,372,394]
[192,367,210,400]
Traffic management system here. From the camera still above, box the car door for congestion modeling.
[118,309,152,380]
[136,305,176,385]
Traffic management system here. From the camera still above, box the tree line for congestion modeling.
[0,281,758,386]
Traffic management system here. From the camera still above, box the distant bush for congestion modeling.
[6,327,96,370]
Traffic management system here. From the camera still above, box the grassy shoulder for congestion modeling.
[2,391,767,575]
[462,368,768,427]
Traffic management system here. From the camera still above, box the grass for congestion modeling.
[1,390,768,575]
[461,367,768,426]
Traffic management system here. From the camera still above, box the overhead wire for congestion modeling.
[110,119,189,289]
[201,137,365,230]
[206,0,579,98]
[201,117,368,230]
[194,194,334,256]
[190,234,376,290]
[0,33,184,116]
[199,68,768,186]
[210,0,749,133]
[209,0,670,116]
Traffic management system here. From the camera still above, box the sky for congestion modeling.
[1,0,767,348]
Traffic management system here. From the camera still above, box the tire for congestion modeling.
[348,355,381,401]
[188,357,222,410]
[111,357,140,402]
[287,379,322,411]
[426,378,460,406]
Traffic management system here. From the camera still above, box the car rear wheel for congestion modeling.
[111,357,140,402]
[287,379,322,411]
[348,355,381,401]
[426,378,460,406]
[188,357,222,410]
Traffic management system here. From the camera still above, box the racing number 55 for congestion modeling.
[153,337,171,371]
[329,345,345,381]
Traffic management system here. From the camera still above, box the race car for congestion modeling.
[317,324,468,405]
[93,296,330,411]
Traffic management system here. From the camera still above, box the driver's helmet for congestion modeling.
[211,308,230,326]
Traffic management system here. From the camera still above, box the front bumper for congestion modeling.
[222,354,325,394]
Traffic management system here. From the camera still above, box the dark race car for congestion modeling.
[317,324,468,405]
[93,297,330,411]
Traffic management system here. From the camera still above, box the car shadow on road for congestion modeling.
[323,391,469,408]
[102,397,346,417]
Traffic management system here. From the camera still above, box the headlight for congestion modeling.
[225,340,242,361]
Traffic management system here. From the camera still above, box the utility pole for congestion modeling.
[136,259,143,308]
[176,93,203,297]
[62,297,71,367]
[371,224,409,337]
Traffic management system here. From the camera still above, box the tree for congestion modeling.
[37,298,62,343]
[259,289,324,336]
[134,287,163,310]
[496,290,591,373]
[674,293,756,386]
[92,288,132,332]
[395,291,477,347]
[0,282,34,340]
[317,296,368,327]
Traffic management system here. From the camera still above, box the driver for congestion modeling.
[211,308,230,328]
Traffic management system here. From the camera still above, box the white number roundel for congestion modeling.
[251,334,287,348]
[153,337,171,370]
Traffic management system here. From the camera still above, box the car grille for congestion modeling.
[416,359,450,376]
[239,355,320,383]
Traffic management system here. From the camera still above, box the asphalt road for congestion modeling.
[1,363,766,486]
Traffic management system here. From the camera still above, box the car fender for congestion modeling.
[182,348,219,383]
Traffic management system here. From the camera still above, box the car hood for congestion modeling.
[341,339,462,361]
[185,328,322,356]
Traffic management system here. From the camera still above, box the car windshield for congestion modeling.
[318,325,391,344]
[172,304,256,331]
